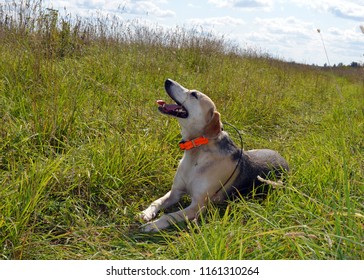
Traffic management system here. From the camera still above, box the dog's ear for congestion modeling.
[204,110,221,138]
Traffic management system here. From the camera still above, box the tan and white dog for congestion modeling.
[140,79,289,232]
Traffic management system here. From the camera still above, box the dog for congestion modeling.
[140,79,289,232]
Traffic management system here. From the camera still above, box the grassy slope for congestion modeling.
[1,3,363,260]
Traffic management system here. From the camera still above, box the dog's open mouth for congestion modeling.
[157,100,188,118]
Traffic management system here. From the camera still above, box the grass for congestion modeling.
[1,0,363,260]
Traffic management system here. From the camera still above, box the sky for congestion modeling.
[41,0,364,66]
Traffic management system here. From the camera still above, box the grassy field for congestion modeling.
[0,1,363,260]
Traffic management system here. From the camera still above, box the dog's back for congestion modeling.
[228,148,289,198]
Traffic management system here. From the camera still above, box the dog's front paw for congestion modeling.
[138,209,156,222]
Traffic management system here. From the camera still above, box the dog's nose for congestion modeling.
[165,79,173,90]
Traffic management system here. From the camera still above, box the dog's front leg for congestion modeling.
[141,197,206,232]
[140,189,183,222]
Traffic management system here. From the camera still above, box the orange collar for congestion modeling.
[179,136,209,150]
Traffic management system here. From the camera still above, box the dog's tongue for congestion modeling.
[157,100,166,106]
[156,100,182,112]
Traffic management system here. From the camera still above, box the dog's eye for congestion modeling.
[190,91,198,99]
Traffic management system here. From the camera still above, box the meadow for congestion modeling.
[0,1,363,259]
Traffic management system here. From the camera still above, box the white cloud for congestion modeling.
[187,3,202,9]
[253,16,314,39]
[45,0,175,18]
[245,15,364,64]
[289,0,364,21]
[120,0,175,18]
[328,5,364,21]
[188,16,245,27]
[208,0,273,10]
[241,16,321,63]
[325,26,364,58]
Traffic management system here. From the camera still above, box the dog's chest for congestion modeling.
[177,149,235,186]
[178,152,213,177]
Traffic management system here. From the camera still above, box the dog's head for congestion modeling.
[157,79,222,139]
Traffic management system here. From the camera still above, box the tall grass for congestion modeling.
[1,0,363,259]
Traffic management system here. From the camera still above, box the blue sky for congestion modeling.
[42,0,364,65]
